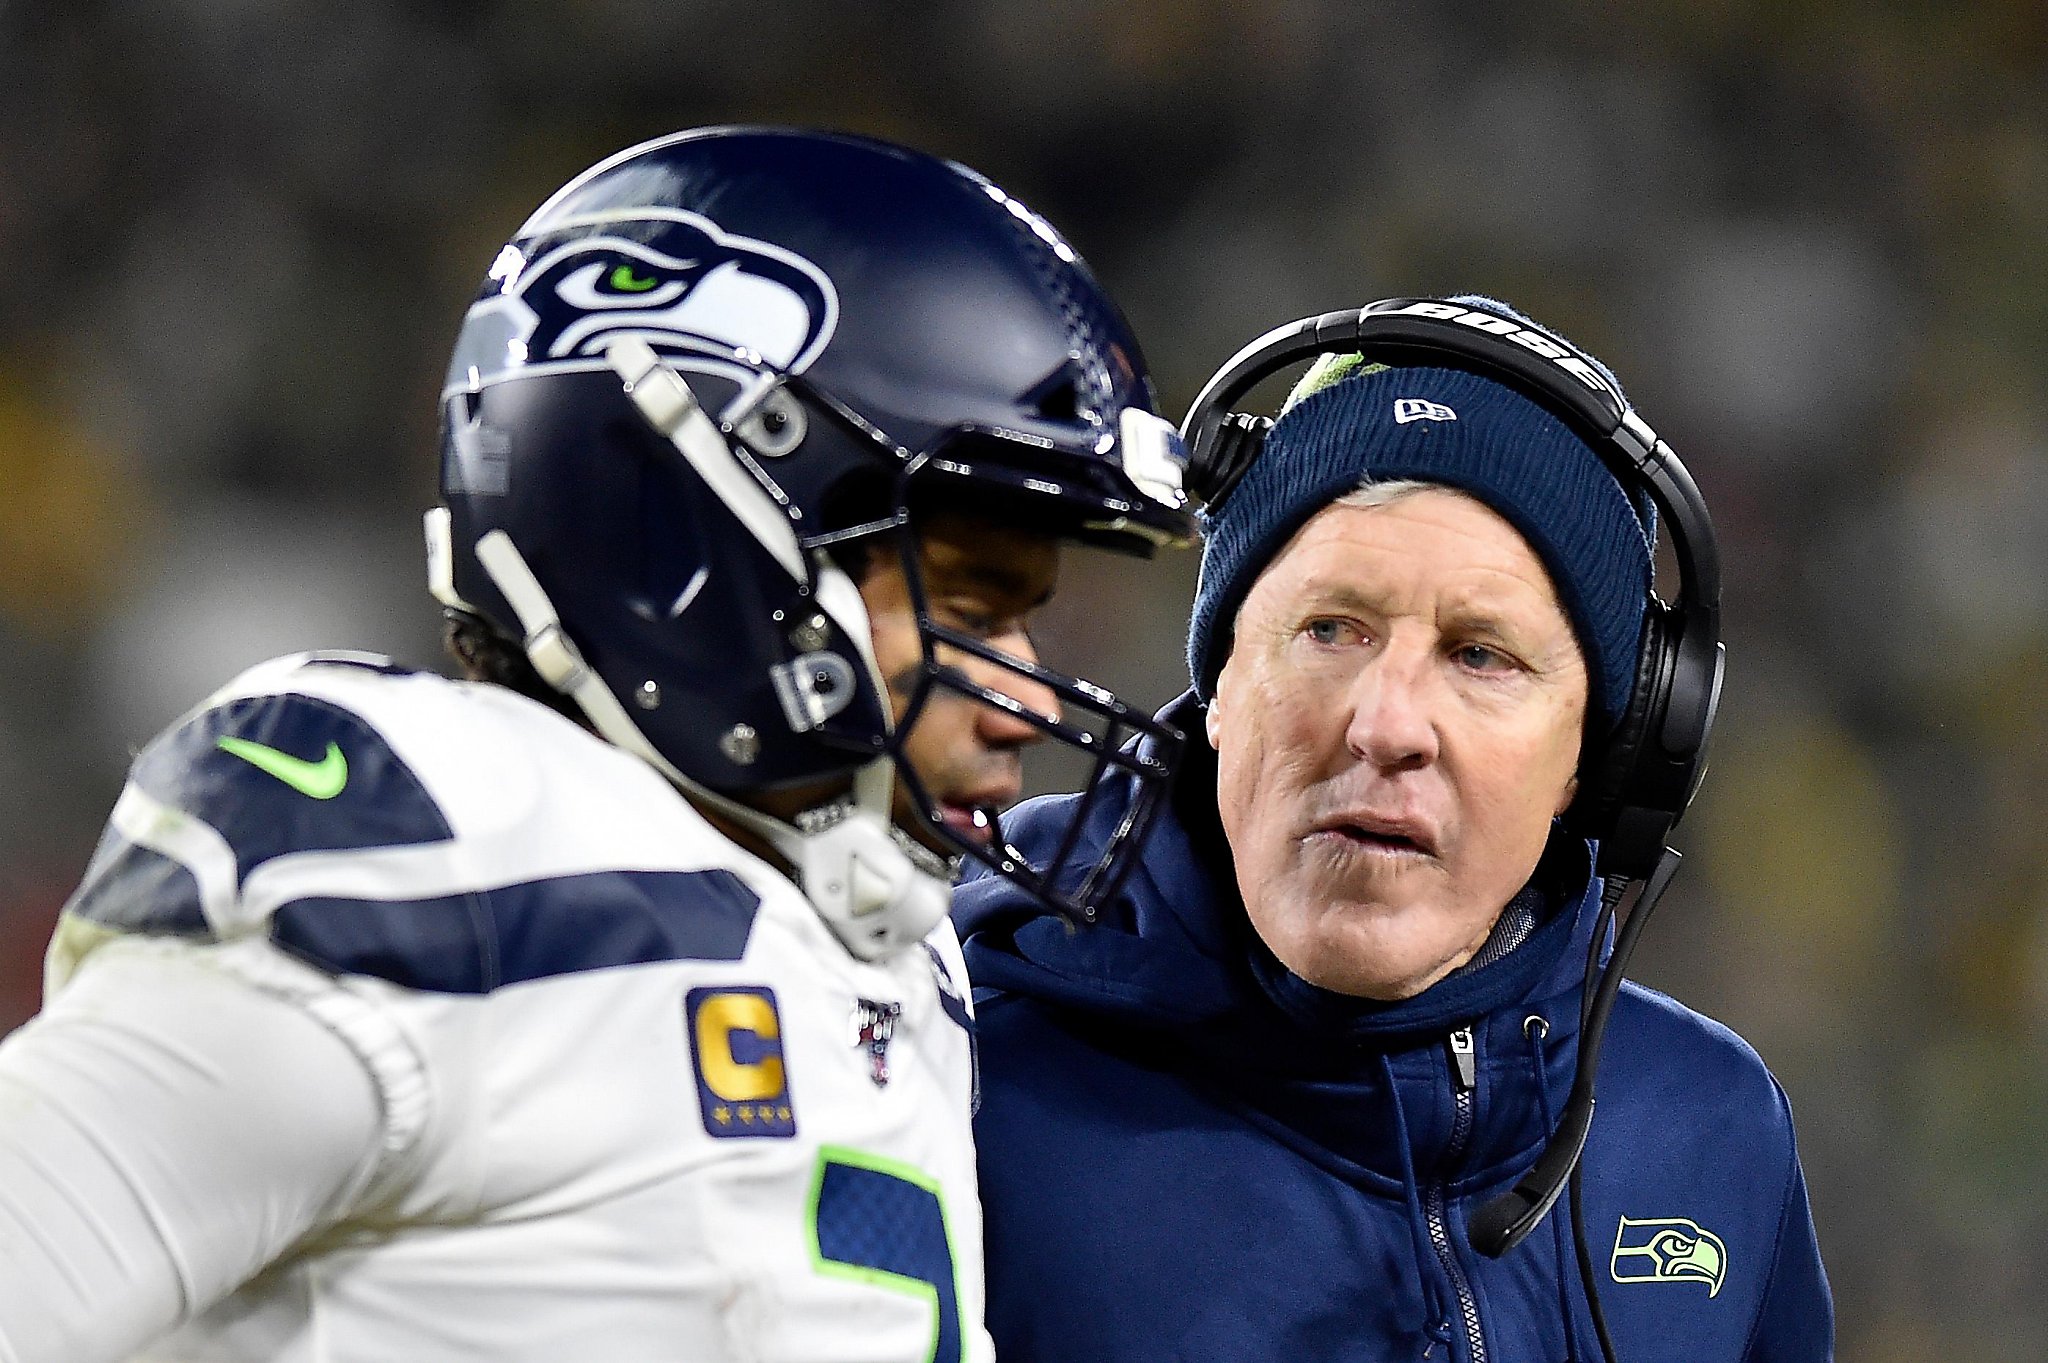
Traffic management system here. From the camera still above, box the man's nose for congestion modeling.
[971,634,1062,749]
[1342,641,1440,772]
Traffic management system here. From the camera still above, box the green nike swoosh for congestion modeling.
[216,736,349,799]
[609,263,659,292]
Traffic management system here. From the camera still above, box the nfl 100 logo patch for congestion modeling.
[851,998,903,1088]
[685,986,797,1138]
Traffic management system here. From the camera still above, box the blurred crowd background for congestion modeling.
[2,0,2044,1356]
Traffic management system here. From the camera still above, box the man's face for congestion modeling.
[1206,488,1587,1001]
[858,509,1063,854]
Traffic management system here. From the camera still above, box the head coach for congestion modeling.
[955,296,1832,1363]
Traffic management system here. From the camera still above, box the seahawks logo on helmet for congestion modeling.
[443,210,840,399]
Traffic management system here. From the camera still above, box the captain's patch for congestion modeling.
[686,986,796,1139]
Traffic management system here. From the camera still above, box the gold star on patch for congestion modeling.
[778,1105,793,1121]
[711,1106,731,1125]
[738,1105,755,1123]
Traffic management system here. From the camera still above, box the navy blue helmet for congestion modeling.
[427,127,1193,955]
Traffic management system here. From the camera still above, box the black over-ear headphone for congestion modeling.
[1181,300,1730,1326]
[1181,296,1725,883]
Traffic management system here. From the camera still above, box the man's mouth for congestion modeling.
[935,802,999,847]
[1311,812,1439,859]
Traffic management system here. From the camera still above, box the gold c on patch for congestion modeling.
[686,986,796,1138]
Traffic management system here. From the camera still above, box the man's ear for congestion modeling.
[1203,660,1233,751]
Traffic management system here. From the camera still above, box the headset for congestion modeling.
[1180,296,1727,1362]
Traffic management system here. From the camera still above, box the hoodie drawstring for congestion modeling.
[1380,1052,1457,1355]
[1526,1014,1578,1363]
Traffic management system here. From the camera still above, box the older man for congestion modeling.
[956,299,1831,1362]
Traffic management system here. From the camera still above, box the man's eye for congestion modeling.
[1305,618,1360,646]
[937,602,1001,637]
[1453,642,1516,672]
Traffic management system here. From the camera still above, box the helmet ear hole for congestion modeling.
[1032,376,1082,423]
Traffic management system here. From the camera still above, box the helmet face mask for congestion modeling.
[822,479,1190,924]
[430,126,1194,948]
[889,580,1188,922]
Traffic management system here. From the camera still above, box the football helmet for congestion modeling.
[426,126,1194,959]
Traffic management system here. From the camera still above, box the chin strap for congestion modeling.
[456,340,954,962]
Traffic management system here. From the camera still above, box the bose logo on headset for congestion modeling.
[1380,299,1619,398]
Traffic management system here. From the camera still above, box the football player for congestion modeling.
[0,127,1192,1363]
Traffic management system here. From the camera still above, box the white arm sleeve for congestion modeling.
[0,942,390,1363]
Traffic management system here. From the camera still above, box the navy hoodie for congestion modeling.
[956,696,1831,1363]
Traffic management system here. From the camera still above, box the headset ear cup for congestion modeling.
[1570,604,1670,852]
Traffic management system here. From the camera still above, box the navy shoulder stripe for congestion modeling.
[271,867,761,993]
[132,691,452,885]
[65,828,210,936]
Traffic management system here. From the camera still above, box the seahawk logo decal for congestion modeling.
[1610,1215,1728,1298]
[443,209,839,399]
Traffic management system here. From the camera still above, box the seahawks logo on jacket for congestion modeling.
[1610,1215,1727,1298]
[444,211,840,398]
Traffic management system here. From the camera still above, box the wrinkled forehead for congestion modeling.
[1242,483,1575,636]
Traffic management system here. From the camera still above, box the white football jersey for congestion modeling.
[0,654,992,1363]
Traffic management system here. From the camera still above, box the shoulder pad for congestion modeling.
[139,688,452,873]
[65,661,772,993]
[68,658,774,986]
[65,686,451,938]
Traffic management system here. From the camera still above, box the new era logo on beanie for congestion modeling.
[1394,398,1458,424]
[1186,299,1654,736]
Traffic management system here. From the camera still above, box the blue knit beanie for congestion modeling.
[1187,298,1654,735]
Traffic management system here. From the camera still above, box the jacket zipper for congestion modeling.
[1425,1026,1487,1363]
